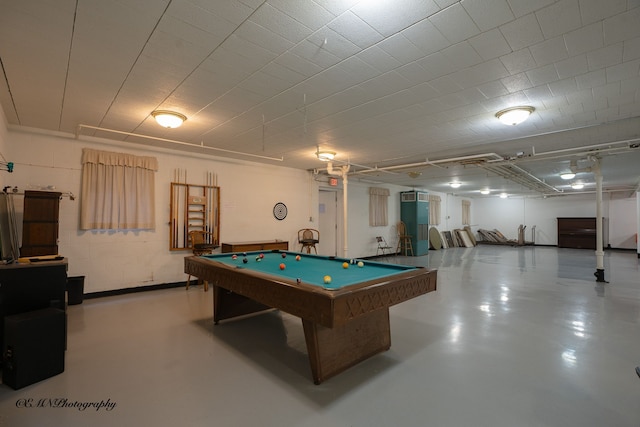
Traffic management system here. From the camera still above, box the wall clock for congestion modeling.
[273,202,287,220]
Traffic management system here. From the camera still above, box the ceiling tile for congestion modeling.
[563,22,604,56]
[603,8,640,46]
[535,0,581,39]
[501,72,534,92]
[234,19,296,55]
[401,19,450,56]
[186,0,255,25]
[250,3,312,44]
[429,3,481,44]
[575,69,606,89]
[416,52,457,80]
[356,46,403,73]
[499,48,537,75]
[306,27,361,60]
[529,36,569,66]
[554,55,588,79]
[605,59,640,83]
[441,42,484,68]
[450,59,511,89]
[312,0,359,16]
[586,43,624,71]
[548,77,578,97]
[351,0,440,37]
[327,11,385,49]
[623,36,640,61]
[461,0,515,31]
[268,0,336,31]
[506,0,556,18]
[470,29,513,60]
[579,0,627,26]
[500,13,545,51]
[290,39,342,69]
[377,33,427,63]
[526,64,560,85]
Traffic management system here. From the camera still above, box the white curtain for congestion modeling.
[80,148,158,230]
[429,194,441,225]
[462,200,471,226]
[369,187,390,226]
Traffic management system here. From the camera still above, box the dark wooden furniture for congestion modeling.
[185,251,437,384]
[0,260,67,362]
[20,191,61,257]
[220,240,288,253]
[557,217,598,249]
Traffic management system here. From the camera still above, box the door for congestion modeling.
[318,190,337,256]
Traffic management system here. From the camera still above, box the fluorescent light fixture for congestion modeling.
[571,183,584,189]
[560,172,576,180]
[495,106,535,126]
[499,193,508,198]
[450,182,461,188]
[316,151,336,161]
[480,189,490,195]
[151,110,186,128]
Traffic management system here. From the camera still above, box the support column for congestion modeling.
[593,158,606,282]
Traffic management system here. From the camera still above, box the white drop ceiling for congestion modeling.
[1,0,639,197]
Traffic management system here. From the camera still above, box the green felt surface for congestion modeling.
[200,251,416,289]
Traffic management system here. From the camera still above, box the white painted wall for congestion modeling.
[5,127,320,293]
[473,192,637,248]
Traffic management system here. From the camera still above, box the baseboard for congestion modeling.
[84,281,186,300]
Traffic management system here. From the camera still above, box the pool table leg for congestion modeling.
[302,308,391,384]
[212,286,272,324]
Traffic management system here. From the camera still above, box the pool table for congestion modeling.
[184,250,437,384]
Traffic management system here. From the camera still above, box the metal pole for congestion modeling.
[593,158,606,282]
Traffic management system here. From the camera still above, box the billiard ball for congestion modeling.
[279,263,286,270]
[296,278,301,283]
[242,258,248,263]
[295,255,301,261]
[350,259,355,264]
[357,261,364,268]
[259,253,264,259]
[281,253,287,258]
[323,275,332,284]
[342,262,349,269]
[256,256,261,262]
[231,254,237,260]
[243,252,247,256]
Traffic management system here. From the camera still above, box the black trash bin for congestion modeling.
[66,276,85,305]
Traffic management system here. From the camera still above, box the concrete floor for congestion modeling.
[1,245,639,427]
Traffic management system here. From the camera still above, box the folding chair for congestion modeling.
[376,236,393,256]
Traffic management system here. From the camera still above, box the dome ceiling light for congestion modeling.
[495,106,535,126]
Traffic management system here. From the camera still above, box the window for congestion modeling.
[80,148,158,230]
[369,187,390,226]
[429,194,441,225]
[462,200,471,226]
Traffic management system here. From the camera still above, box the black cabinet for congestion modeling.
[0,260,67,360]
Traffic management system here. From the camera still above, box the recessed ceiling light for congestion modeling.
[316,151,336,161]
[571,183,584,189]
[151,110,187,128]
[495,106,535,125]
[499,193,508,198]
[480,189,490,195]
[450,182,461,188]
[560,172,576,180]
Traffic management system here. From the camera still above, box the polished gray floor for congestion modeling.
[1,246,639,427]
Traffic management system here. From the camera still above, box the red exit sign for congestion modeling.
[329,177,338,186]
